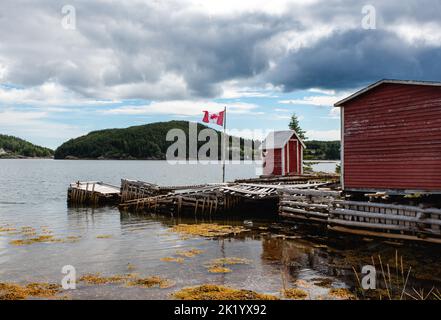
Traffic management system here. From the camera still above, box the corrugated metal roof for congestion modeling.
[335,79,441,107]
[261,130,306,149]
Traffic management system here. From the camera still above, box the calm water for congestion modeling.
[305,160,339,173]
[0,159,440,300]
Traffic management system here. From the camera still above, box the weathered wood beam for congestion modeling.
[330,208,441,226]
[279,206,328,218]
[328,218,440,235]
[281,188,340,197]
[279,201,329,210]
[279,212,327,223]
[335,200,441,215]
[328,225,441,244]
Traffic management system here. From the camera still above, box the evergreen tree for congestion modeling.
[0,134,53,157]
[288,113,307,140]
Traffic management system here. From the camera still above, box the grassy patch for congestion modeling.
[282,288,308,300]
[0,227,16,232]
[172,284,278,300]
[79,273,174,289]
[9,234,81,246]
[127,276,175,289]
[169,224,247,238]
[0,282,61,300]
[207,266,232,273]
[329,288,356,300]
[161,257,185,263]
[96,234,112,239]
[176,249,204,258]
[205,257,251,274]
[311,278,333,288]
[79,273,136,285]
[10,235,56,245]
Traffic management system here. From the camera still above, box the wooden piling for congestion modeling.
[68,181,120,206]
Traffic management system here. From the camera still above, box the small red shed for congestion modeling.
[335,79,441,194]
[261,130,305,176]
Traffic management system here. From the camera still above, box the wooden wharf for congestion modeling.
[67,174,441,244]
[67,181,120,205]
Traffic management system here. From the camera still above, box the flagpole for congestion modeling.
[222,106,227,183]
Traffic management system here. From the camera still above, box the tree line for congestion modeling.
[54,121,259,160]
[0,134,54,158]
[289,113,340,160]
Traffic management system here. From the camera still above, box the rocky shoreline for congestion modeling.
[0,154,53,159]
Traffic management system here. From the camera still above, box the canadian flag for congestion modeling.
[202,110,225,126]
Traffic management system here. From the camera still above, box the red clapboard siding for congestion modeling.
[343,83,441,192]
[288,140,298,174]
[263,148,282,176]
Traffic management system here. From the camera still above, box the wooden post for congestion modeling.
[222,106,227,183]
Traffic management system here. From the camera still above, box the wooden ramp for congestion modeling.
[279,188,341,223]
[329,200,441,244]
[220,182,329,199]
[235,174,339,185]
[277,188,441,244]
[68,181,120,205]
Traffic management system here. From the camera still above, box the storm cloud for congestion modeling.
[0,0,440,100]
[268,29,441,91]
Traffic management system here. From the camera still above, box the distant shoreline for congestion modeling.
[0,156,54,160]
[304,160,340,163]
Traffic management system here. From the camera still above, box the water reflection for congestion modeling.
[0,156,439,299]
[2,203,441,299]
[62,208,441,299]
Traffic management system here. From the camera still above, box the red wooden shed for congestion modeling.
[335,79,441,194]
[261,130,305,176]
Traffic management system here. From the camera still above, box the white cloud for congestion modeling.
[101,100,259,116]
[0,109,84,148]
[0,1,439,103]
[0,110,48,124]
[328,107,341,119]
[186,0,319,15]
[219,81,280,99]
[0,82,120,107]
[0,63,7,80]
[308,88,336,95]
[273,108,291,112]
[87,73,190,101]
[226,128,272,142]
[388,22,441,46]
[276,26,334,52]
[279,93,348,107]
[306,129,340,141]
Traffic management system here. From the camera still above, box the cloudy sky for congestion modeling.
[0,0,440,148]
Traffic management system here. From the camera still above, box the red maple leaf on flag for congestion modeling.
[202,110,224,126]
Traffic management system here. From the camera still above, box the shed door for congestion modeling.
[288,140,298,174]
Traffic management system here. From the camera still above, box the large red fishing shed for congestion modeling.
[335,79,441,194]
[261,130,305,176]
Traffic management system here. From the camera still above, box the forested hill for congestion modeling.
[304,140,340,160]
[0,134,54,158]
[54,121,257,160]
[53,121,341,160]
